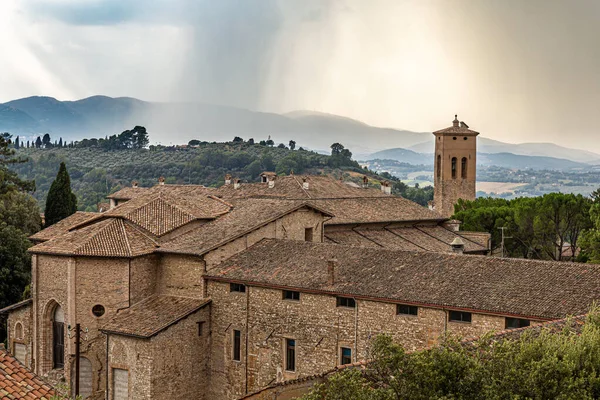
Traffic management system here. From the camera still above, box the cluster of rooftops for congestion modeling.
[25,174,600,323]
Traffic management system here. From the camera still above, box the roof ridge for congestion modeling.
[120,218,133,257]
[207,195,234,209]
[292,175,312,199]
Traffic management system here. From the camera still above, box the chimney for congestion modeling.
[234,179,241,189]
[460,121,469,129]
[362,176,369,188]
[450,237,465,254]
[224,174,232,185]
[132,180,139,188]
[268,176,276,189]
[302,177,309,190]
[453,114,459,128]
[158,176,165,186]
[327,258,337,285]
[380,181,391,195]
[427,200,435,211]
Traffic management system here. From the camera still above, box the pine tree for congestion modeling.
[35,136,42,148]
[15,136,20,149]
[44,162,77,227]
[59,137,63,147]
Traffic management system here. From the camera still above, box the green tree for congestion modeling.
[35,136,42,148]
[42,133,52,148]
[330,143,344,155]
[45,162,77,227]
[289,140,296,150]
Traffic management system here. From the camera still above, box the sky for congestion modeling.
[1,0,599,148]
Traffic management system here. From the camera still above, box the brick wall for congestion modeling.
[207,281,526,400]
[107,306,210,400]
[7,304,33,368]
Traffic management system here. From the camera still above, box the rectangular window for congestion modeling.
[505,318,530,329]
[112,368,129,400]
[336,297,356,308]
[283,290,300,301]
[230,283,246,293]
[340,347,352,365]
[305,227,313,242]
[449,311,472,323]
[285,339,296,372]
[233,330,241,361]
[197,321,205,336]
[397,304,418,316]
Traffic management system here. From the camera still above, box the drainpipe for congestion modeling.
[354,298,358,363]
[245,286,250,395]
[105,333,109,400]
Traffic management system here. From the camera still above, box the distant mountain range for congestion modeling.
[1,95,598,167]
[368,148,591,171]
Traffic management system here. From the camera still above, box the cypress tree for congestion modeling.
[45,162,77,226]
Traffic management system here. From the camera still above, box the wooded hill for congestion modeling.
[10,139,431,211]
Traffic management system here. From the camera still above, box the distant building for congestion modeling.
[433,115,479,218]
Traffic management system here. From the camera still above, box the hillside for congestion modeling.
[0,96,428,154]
[11,141,425,212]
[407,138,600,164]
[369,147,589,171]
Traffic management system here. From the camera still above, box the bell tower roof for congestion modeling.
[433,114,479,136]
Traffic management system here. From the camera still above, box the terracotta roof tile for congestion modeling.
[106,186,149,200]
[29,212,98,242]
[313,197,443,225]
[158,198,332,256]
[0,350,54,399]
[0,299,32,315]
[207,239,600,320]
[29,218,158,257]
[101,295,211,338]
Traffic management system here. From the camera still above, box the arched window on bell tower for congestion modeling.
[451,157,457,179]
[436,155,441,180]
[461,157,467,179]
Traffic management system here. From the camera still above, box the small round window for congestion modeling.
[453,136,457,140]
[92,305,105,317]
[464,137,468,140]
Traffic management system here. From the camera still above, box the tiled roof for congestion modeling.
[214,175,389,200]
[101,296,211,338]
[82,188,232,237]
[0,299,32,315]
[325,226,487,254]
[0,349,55,399]
[313,197,443,225]
[29,218,158,257]
[29,212,98,242]
[207,239,600,320]
[158,198,333,256]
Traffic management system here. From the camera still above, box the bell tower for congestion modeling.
[433,115,479,218]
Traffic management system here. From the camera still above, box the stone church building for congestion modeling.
[2,117,599,399]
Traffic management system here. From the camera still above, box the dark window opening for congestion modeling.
[337,297,356,308]
[283,290,300,301]
[436,155,441,180]
[449,311,472,323]
[397,304,418,316]
[505,318,530,329]
[197,321,205,336]
[451,157,457,179]
[286,339,296,371]
[92,304,105,317]
[305,227,313,242]
[341,347,352,365]
[453,136,457,140]
[463,137,468,140]
[461,157,467,179]
[230,283,246,293]
[233,330,241,361]
[52,321,64,369]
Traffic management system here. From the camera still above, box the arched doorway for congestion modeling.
[71,357,93,399]
[52,305,64,369]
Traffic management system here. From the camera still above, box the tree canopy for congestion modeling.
[304,312,600,400]
[44,162,77,227]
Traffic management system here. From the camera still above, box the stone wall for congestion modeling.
[107,306,210,400]
[7,303,33,368]
[207,280,529,400]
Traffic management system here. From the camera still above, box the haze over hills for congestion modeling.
[1,95,599,166]
[368,147,590,171]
